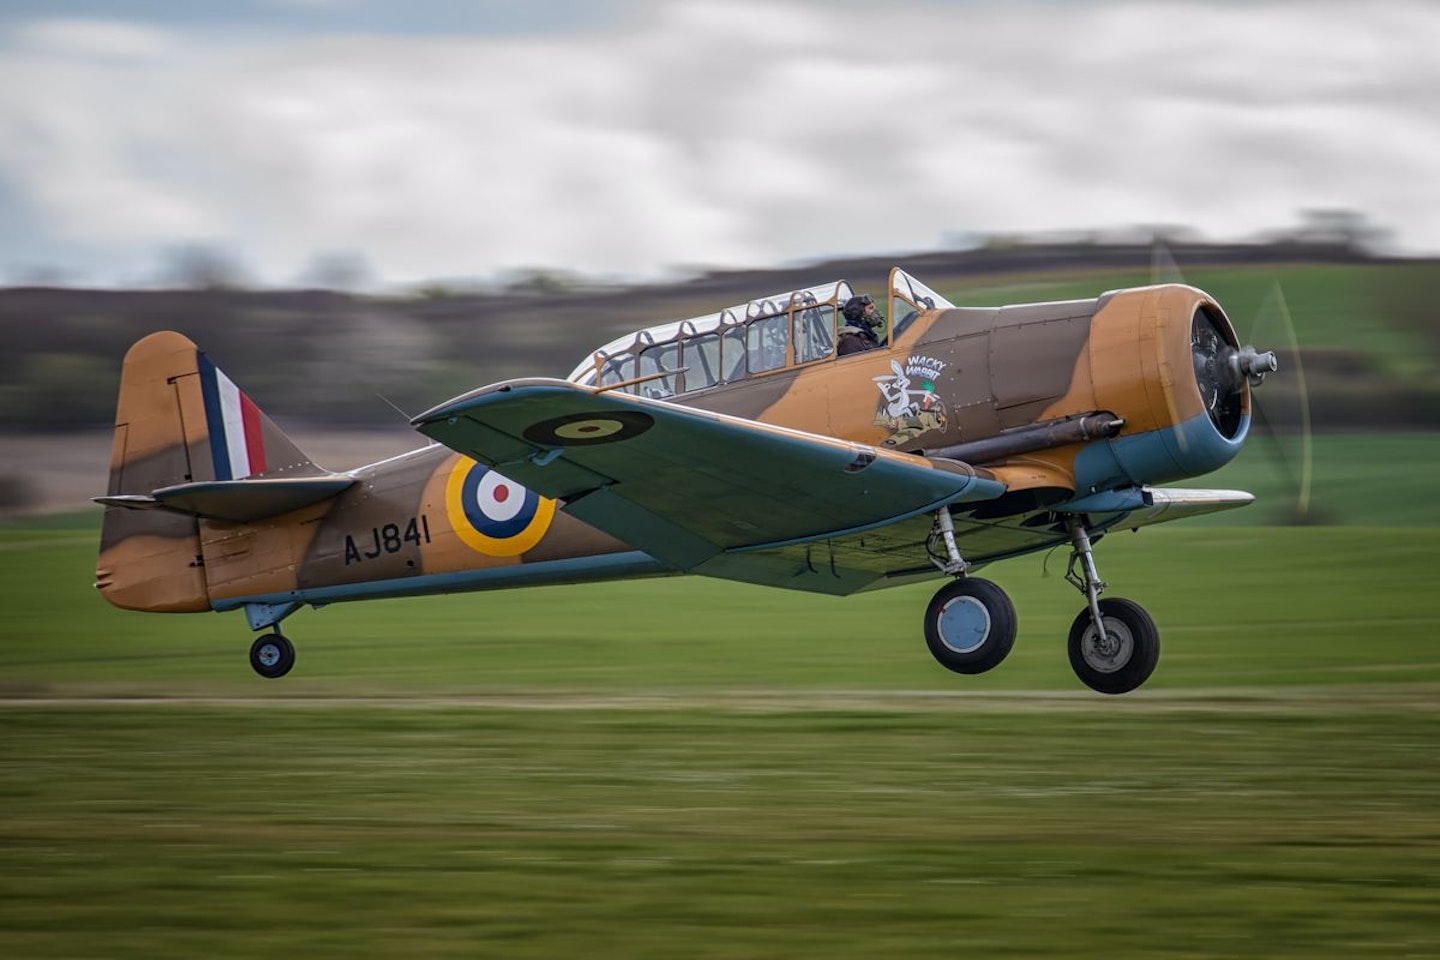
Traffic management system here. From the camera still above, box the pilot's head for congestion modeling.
[842,295,885,336]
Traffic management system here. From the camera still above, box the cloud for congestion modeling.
[0,19,217,251]
[0,0,1436,286]
[12,17,178,59]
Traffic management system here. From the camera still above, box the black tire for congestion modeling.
[1067,598,1159,695]
[249,633,295,679]
[923,578,1017,675]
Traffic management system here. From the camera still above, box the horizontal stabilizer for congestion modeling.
[95,476,355,523]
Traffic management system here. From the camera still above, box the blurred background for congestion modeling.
[0,0,1437,521]
[3,5,1439,957]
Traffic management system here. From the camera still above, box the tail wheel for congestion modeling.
[249,633,295,680]
[1067,598,1159,695]
[923,578,1017,675]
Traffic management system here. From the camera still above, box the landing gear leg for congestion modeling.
[1064,517,1107,640]
[922,508,1016,675]
[244,601,299,680]
[1062,516,1160,695]
[928,505,968,576]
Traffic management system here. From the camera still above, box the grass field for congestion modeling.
[2,512,1439,957]
[4,517,1439,694]
[4,704,1436,959]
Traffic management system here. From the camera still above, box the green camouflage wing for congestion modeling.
[412,378,1006,580]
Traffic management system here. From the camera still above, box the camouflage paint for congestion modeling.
[96,277,1252,620]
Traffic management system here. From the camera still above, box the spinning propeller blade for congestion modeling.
[1150,238,1314,522]
[1149,238,1185,285]
[1246,282,1314,522]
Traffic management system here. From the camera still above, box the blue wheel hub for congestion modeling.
[937,596,991,654]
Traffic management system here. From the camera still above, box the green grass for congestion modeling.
[3,519,1439,957]
[3,705,1437,959]
[5,521,1439,694]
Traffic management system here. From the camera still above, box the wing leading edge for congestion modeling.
[412,378,1007,577]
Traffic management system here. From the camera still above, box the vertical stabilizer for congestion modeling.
[96,331,320,612]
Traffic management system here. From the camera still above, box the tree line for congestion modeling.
[1,241,1434,434]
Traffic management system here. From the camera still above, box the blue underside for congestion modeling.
[218,550,673,627]
[1074,412,1248,492]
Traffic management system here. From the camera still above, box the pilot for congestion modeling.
[837,295,885,355]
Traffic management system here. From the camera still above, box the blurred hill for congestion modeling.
[4,237,1435,437]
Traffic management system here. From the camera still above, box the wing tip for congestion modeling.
[412,378,585,427]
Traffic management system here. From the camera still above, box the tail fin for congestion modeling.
[96,331,320,612]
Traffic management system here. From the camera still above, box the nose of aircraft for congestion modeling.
[1190,308,1248,438]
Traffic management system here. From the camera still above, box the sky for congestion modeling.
[0,0,1435,288]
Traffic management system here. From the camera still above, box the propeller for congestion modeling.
[1151,238,1314,523]
[1150,239,1185,285]
[1246,283,1314,522]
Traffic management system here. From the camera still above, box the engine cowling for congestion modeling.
[1072,284,1261,492]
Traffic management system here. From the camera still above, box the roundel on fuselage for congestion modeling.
[444,457,555,556]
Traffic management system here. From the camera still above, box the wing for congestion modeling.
[411,378,1007,583]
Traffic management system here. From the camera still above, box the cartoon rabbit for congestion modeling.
[874,360,914,419]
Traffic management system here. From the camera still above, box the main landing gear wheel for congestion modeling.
[924,578,1017,675]
[1067,598,1159,695]
[249,632,295,679]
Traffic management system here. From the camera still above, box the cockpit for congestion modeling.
[567,267,955,400]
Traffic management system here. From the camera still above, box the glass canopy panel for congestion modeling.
[566,278,860,386]
[637,341,681,399]
[747,314,789,373]
[684,332,722,391]
[720,325,747,381]
[888,268,956,340]
[597,352,633,391]
[794,303,835,363]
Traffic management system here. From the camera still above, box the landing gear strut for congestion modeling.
[1062,516,1159,694]
[243,601,300,679]
[917,509,1160,693]
[923,509,1016,675]
[249,632,295,679]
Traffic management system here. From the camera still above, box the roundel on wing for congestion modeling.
[444,457,556,556]
[523,410,654,447]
